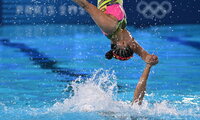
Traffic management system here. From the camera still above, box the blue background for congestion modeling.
[0,0,200,120]
[0,0,199,27]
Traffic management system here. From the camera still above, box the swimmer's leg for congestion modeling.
[132,64,152,105]
[72,0,118,35]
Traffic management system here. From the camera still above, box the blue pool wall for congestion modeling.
[0,0,199,27]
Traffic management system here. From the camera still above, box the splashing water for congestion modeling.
[49,69,198,119]
[51,69,119,113]
[0,69,199,120]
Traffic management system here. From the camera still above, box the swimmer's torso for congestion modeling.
[97,0,123,10]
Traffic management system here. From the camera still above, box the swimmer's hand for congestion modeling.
[145,54,158,66]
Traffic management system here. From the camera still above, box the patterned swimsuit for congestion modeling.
[97,0,127,39]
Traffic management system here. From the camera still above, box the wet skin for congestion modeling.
[72,0,158,65]
[72,0,158,105]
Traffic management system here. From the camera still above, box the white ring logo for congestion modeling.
[137,1,172,19]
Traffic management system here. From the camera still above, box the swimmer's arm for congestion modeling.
[132,64,152,105]
[131,38,149,61]
[131,38,159,65]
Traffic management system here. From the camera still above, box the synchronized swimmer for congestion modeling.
[72,0,159,105]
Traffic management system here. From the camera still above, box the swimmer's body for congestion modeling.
[72,0,159,104]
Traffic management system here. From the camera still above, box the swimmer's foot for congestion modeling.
[145,54,158,65]
[72,0,89,8]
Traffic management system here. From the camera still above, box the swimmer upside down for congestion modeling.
[72,0,159,105]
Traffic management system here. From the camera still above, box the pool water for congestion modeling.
[0,24,200,120]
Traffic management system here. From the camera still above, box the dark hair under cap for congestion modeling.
[105,44,134,61]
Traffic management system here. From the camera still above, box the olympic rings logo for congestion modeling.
[137,1,172,19]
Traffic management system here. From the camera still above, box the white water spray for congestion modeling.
[49,69,183,119]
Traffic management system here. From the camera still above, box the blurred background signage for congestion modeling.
[0,0,199,27]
